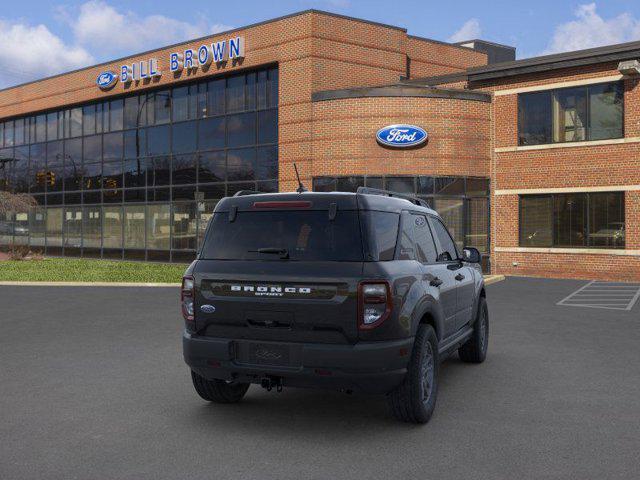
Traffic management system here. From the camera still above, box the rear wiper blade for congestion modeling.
[249,247,290,259]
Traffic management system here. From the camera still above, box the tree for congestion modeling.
[0,191,37,216]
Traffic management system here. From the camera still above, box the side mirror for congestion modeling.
[462,247,482,264]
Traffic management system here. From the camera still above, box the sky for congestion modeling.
[1,0,640,88]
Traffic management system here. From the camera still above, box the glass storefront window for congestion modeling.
[386,177,414,194]
[466,198,489,253]
[172,202,196,250]
[83,206,101,248]
[46,207,63,247]
[313,175,491,267]
[103,206,123,248]
[109,99,124,132]
[4,67,277,262]
[172,86,190,122]
[227,148,256,181]
[13,212,29,246]
[518,82,623,145]
[147,204,170,250]
[433,198,465,250]
[172,121,197,154]
[227,112,256,147]
[64,207,83,248]
[147,125,170,156]
[519,192,624,248]
[198,117,225,150]
[197,200,217,249]
[0,212,12,247]
[124,205,145,249]
[29,207,46,248]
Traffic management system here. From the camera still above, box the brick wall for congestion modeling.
[0,10,488,202]
[406,37,487,79]
[293,95,491,192]
[481,63,640,281]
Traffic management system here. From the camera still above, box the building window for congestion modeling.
[518,82,623,145]
[0,66,278,263]
[519,192,625,248]
[312,175,490,270]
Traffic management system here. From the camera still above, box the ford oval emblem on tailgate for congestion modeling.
[200,304,216,314]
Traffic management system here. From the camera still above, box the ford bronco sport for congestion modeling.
[182,187,488,423]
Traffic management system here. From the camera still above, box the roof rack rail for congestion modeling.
[232,190,265,197]
[356,187,431,208]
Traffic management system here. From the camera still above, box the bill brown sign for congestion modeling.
[96,36,245,89]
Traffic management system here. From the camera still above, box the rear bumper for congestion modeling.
[183,332,413,394]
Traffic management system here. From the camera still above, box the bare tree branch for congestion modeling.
[0,191,38,215]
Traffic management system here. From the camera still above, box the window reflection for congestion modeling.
[1,67,278,261]
[147,204,171,250]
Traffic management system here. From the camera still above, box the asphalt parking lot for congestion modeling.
[1,276,639,480]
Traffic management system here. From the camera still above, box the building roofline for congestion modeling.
[312,84,491,103]
[0,9,408,94]
[467,39,640,81]
[401,71,469,86]
[406,34,479,53]
[453,39,516,51]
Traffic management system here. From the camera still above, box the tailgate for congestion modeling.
[193,260,363,344]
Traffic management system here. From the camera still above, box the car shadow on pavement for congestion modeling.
[179,355,471,434]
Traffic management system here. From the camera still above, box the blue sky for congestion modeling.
[1,0,640,88]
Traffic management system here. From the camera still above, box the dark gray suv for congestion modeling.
[182,188,488,423]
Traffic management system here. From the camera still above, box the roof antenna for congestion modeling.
[293,163,308,193]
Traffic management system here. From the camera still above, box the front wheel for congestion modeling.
[191,370,250,403]
[458,296,489,363]
[387,324,439,424]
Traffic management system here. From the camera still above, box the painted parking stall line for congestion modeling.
[557,281,640,311]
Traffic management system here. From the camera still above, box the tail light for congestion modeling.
[181,275,195,322]
[358,281,392,330]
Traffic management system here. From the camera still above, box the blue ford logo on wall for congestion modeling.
[376,124,428,148]
[96,71,118,90]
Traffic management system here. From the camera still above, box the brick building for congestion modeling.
[0,9,638,280]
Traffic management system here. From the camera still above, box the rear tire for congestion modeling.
[458,296,489,363]
[387,324,439,424]
[191,370,250,403]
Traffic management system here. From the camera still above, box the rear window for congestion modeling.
[201,210,364,261]
[361,211,400,261]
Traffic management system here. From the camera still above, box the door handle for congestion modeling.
[455,273,465,281]
[429,277,443,287]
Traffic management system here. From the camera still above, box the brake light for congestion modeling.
[358,281,392,330]
[253,201,312,209]
[181,275,195,322]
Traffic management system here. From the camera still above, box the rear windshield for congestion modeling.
[201,210,364,261]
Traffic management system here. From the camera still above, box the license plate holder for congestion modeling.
[247,343,291,367]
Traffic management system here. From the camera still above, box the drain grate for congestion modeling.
[557,281,640,311]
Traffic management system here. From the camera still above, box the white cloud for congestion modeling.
[543,3,640,54]
[67,1,232,57]
[0,20,93,88]
[448,18,481,43]
[0,1,234,88]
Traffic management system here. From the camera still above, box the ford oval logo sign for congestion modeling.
[200,304,216,314]
[376,124,428,148]
[96,71,118,90]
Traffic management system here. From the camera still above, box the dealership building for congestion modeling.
[0,10,639,280]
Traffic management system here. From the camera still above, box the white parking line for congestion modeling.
[557,281,640,311]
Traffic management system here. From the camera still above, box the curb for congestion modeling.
[0,281,181,287]
[483,275,506,286]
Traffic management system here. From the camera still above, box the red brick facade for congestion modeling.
[2,9,639,280]
[475,63,640,281]
[0,10,486,193]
